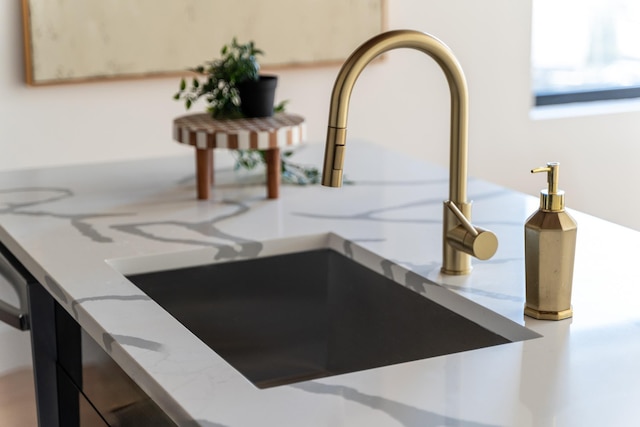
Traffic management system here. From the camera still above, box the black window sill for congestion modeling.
[535,86,640,106]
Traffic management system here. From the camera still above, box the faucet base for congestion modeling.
[440,266,472,276]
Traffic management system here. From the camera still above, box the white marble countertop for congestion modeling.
[1,141,639,426]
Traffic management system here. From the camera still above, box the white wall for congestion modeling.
[2,1,640,230]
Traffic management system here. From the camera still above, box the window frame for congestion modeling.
[535,86,640,106]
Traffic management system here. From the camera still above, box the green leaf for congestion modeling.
[185,99,192,109]
[179,78,186,91]
[193,78,199,88]
[173,93,180,100]
[274,100,289,113]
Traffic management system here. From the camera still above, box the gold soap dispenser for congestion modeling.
[524,162,577,320]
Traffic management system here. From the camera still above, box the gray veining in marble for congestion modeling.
[44,275,68,304]
[0,187,132,242]
[293,196,445,224]
[71,294,151,318]
[293,189,512,226]
[404,270,521,303]
[342,238,355,258]
[293,382,500,427]
[110,200,263,259]
[191,421,229,427]
[103,333,164,353]
[0,187,73,210]
[349,178,449,186]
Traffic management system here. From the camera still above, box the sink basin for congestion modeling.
[114,234,538,389]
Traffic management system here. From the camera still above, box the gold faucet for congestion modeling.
[322,30,498,275]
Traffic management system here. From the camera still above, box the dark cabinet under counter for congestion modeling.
[0,242,31,331]
[28,279,176,427]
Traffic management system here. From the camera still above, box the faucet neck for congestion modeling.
[325,29,469,203]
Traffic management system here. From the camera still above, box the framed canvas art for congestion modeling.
[22,0,386,85]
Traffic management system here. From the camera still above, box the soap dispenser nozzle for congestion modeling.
[532,162,564,212]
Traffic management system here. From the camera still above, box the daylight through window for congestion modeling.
[532,0,640,105]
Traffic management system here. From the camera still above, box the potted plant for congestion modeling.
[173,38,278,118]
[173,38,320,184]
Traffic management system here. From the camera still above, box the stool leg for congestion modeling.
[265,148,281,199]
[196,148,213,199]
[210,149,215,185]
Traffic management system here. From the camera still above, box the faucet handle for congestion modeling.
[444,201,498,260]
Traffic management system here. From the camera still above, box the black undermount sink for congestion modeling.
[126,248,536,389]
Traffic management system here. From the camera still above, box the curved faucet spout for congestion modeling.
[322,29,497,275]
[322,29,468,203]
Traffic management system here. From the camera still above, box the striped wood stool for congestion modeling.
[173,113,306,199]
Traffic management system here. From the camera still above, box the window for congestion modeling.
[532,0,640,105]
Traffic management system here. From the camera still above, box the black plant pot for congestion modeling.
[237,75,278,118]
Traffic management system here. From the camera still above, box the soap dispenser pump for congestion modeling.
[524,162,577,320]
